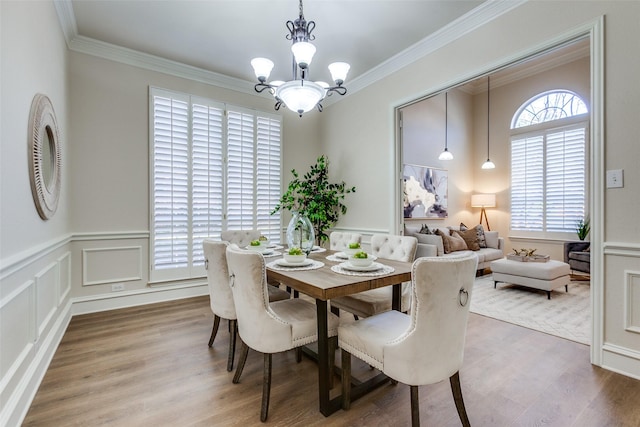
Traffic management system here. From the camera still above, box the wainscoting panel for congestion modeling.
[82,246,142,286]
[0,243,72,427]
[35,262,58,338]
[625,271,640,334]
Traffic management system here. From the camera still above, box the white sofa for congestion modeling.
[405,225,504,271]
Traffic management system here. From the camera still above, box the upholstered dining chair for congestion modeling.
[220,229,261,247]
[203,240,289,372]
[225,244,340,422]
[330,233,418,318]
[329,231,363,251]
[339,253,478,427]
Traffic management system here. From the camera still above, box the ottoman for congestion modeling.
[490,258,571,299]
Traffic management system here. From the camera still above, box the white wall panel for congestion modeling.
[82,246,142,286]
[625,271,640,334]
[35,262,58,337]
[0,281,35,381]
[58,252,71,303]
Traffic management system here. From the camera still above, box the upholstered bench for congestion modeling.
[490,258,571,299]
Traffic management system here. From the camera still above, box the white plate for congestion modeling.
[246,246,273,255]
[340,261,383,272]
[275,258,314,267]
[268,244,284,250]
[336,252,377,261]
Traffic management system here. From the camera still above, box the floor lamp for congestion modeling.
[471,194,496,231]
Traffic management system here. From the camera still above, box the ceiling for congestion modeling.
[67,0,486,86]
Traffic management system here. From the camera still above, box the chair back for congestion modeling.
[329,232,363,251]
[370,234,418,262]
[384,254,478,385]
[203,240,236,320]
[225,245,292,353]
[221,229,261,247]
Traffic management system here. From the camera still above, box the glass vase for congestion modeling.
[286,211,315,255]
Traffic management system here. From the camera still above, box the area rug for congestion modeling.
[470,275,591,345]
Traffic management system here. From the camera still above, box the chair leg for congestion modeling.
[410,385,420,427]
[449,371,471,427]
[233,339,249,384]
[227,319,237,372]
[261,353,272,422]
[341,349,351,410]
[295,347,302,363]
[208,315,221,347]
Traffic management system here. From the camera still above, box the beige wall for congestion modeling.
[320,1,640,379]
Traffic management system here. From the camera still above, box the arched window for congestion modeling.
[510,90,589,235]
[512,90,588,128]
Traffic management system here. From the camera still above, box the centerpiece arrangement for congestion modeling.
[271,155,356,249]
[508,248,550,262]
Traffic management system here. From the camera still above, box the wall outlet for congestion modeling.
[606,169,624,188]
[111,283,125,292]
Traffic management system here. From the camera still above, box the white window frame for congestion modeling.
[510,115,589,239]
[149,87,282,283]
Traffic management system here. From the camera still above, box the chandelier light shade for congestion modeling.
[438,91,454,161]
[251,0,350,117]
[482,75,496,169]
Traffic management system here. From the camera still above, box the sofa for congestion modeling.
[563,241,590,274]
[405,224,504,271]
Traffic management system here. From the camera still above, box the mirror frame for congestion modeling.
[28,93,61,220]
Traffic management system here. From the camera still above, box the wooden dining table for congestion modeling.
[266,249,413,417]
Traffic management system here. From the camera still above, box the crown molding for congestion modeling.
[54,0,528,102]
[342,0,528,99]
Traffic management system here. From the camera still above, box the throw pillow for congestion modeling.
[419,224,434,234]
[460,222,469,231]
[474,224,488,248]
[436,229,468,254]
[453,229,481,251]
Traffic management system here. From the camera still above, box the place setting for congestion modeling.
[267,247,325,271]
[330,249,394,277]
[243,238,282,257]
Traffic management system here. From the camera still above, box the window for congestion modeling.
[150,88,281,282]
[510,90,588,235]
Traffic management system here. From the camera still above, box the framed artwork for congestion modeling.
[402,164,448,219]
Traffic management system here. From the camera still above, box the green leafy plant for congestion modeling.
[271,155,356,246]
[576,216,590,241]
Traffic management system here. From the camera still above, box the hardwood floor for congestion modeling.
[23,296,640,426]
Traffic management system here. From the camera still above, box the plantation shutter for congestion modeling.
[226,109,256,230]
[256,115,282,243]
[191,100,225,266]
[150,88,282,283]
[152,92,190,274]
[511,135,544,231]
[546,126,586,231]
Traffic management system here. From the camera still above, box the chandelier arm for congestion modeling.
[254,82,274,94]
[326,86,347,96]
[274,100,283,111]
[316,103,323,112]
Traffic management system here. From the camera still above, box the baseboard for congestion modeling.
[72,281,208,315]
[601,343,640,381]
[1,299,72,427]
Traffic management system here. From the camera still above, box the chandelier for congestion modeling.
[250,0,350,117]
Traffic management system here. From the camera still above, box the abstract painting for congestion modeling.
[402,164,448,219]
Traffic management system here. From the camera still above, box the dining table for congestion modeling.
[265,247,413,417]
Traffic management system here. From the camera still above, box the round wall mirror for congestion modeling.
[28,93,61,220]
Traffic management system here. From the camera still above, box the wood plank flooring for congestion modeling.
[23,296,640,426]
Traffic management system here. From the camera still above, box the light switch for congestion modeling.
[606,169,624,188]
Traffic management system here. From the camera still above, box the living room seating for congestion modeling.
[338,254,478,426]
[490,258,571,299]
[225,245,339,422]
[564,241,591,274]
[404,224,504,272]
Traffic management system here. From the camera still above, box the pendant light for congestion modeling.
[438,91,453,160]
[482,75,496,169]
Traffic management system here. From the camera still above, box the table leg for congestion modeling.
[392,283,401,311]
[316,299,331,416]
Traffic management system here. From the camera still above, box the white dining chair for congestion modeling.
[330,233,418,318]
[329,231,362,251]
[203,240,289,372]
[226,244,339,422]
[220,229,261,247]
[339,253,478,426]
